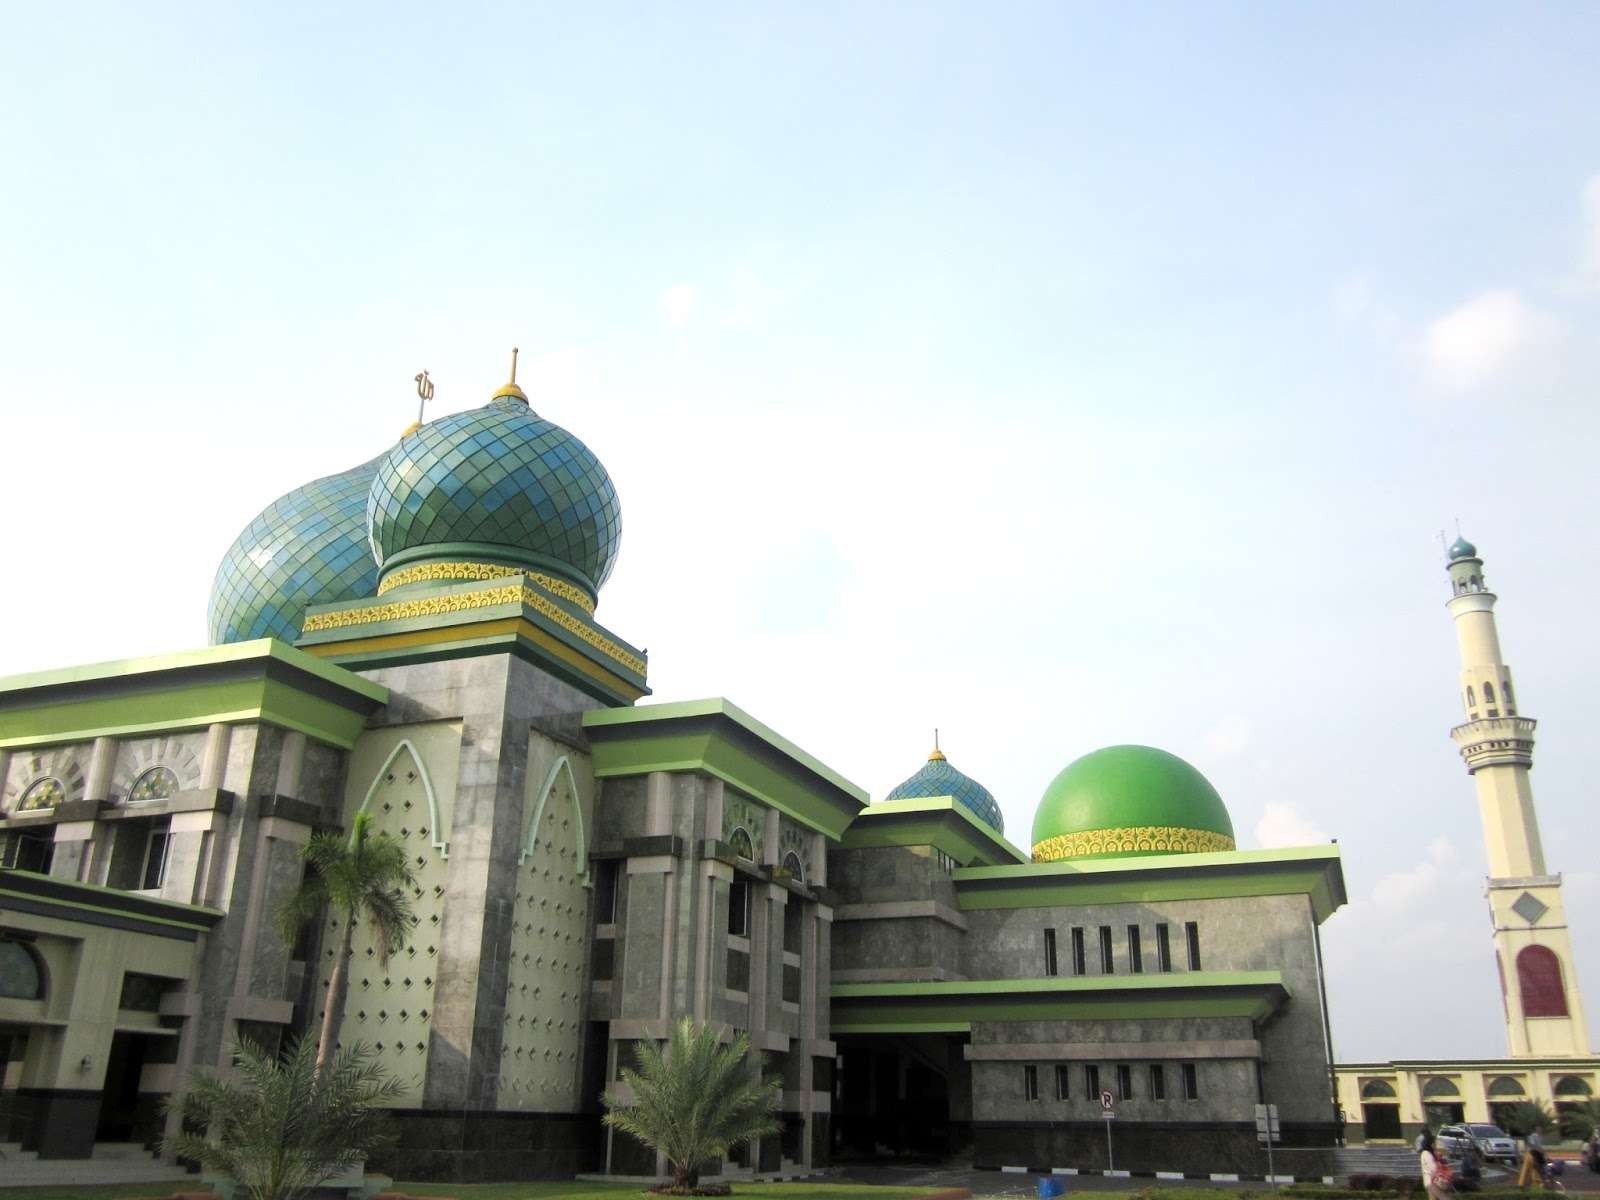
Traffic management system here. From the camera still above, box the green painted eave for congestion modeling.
[830,970,1289,1031]
[953,845,1348,924]
[0,639,387,751]
[583,698,867,840]
[0,868,225,936]
[842,797,1029,867]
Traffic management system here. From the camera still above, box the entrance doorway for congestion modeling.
[1362,1103,1402,1140]
[835,1034,961,1160]
[96,1033,150,1142]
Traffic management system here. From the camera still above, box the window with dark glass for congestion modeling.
[728,879,750,937]
[1149,1063,1166,1100]
[1128,925,1143,973]
[1044,929,1058,977]
[594,859,619,923]
[784,898,803,954]
[1099,926,1114,973]
[1156,923,1172,972]
[1185,921,1201,970]
[141,825,171,890]
[1116,1063,1133,1100]
[1182,1062,1199,1100]
[1024,1065,1039,1101]
[1055,1064,1071,1100]
[1085,1063,1100,1097]
[3,830,53,874]
[1071,927,1086,975]
[782,963,802,1005]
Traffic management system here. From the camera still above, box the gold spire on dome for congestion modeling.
[492,346,528,402]
[402,369,434,437]
[929,728,946,762]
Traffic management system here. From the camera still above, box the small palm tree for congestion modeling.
[163,1035,406,1200]
[277,812,418,1077]
[603,1018,781,1190]
[1499,1099,1557,1137]
[1559,1097,1600,1140]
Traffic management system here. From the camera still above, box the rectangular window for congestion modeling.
[1054,1064,1071,1100]
[1085,1063,1100,1098]
[1149,1063,1166,1100]
[1186,921,1202,970]
[118,973,169,1012]
[782,963,802,1005]
[1024,1064,1039,1102]
[591,937,616,981]
[3,831,53,874]
[784,899,804,954]
[1182,1062,1199,1100]
[594,859,619,923]
[1044,929,1058,977]
[1099,925,1114,973]
[728,880,750,937]
[1116,1063,1133,1101]
[1156,923,1172,972]
[141,827,170,890]
[1128,925,1143,973]
[1070,927,1086,976]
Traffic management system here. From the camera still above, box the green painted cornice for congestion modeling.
[953,845,1347,923]
[830,970,1289,1032]
[842,797,1029,866]
[0,867,224,940]
[583,698,867,840]
[0,639,387,751]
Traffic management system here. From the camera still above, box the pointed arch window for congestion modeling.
[1466,685,1477,708]
[1516,945,1569,1017]
[1483,682,1496,704]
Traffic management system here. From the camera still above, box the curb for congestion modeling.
[991,1165,1337,1183]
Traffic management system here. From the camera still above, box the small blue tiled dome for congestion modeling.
[367,379,621,603]
[208,454,383,644]
[885,745,1004,833]
[1448,536,1478,561]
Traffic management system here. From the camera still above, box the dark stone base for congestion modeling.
[366,1109,601,1182]
[16,1088,102,1159]
[973,1120,1340,1176]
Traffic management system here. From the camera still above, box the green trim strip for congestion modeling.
[953,846,1347,923]
[832,1021,972,1035]
[843,797,1028,866]
[829,971,1289,1029]
[585,700,867,840]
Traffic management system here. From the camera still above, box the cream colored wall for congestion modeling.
[312,720,462,1107]
[1335,1062,1599,1134]
[1474,767,1546,878]
[1489,882,1592,1057]
[497,730,596,1111]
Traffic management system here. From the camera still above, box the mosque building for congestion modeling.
[1332,538,1597,1142]
[1,356,1349,1179]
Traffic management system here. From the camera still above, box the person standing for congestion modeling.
[1517,1128,1547,1187]
[1420,1129,1452,1200]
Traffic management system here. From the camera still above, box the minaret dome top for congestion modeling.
[1447,535,1479,562]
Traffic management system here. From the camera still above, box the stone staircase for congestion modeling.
[0,1142,192,1188]
[1334,1144,1429,1180]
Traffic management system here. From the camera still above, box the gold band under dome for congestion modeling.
[1031,825,1236,862]
[376,560,595,614]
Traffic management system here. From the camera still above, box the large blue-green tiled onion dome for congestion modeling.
[367,372,621,605]
[208,454,384,644]
[885,743,1004,833]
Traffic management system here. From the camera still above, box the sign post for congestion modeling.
[1255,1103,1281,1181]
[1101,1090,1116,1171]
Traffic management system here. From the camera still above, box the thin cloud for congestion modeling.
[1253,802,1329,849]
[1582,175,1600,286]
[1421,290,1559,392]
[660,283,697,328]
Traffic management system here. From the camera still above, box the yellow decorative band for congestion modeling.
[302,584,644,675]
[377,561,595,613]
[1031,826,1236,863]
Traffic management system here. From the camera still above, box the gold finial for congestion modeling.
[493,346,528,402]
[403,369,434,437]
[929,728,946,762]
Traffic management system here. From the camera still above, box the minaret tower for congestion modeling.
[1444,536,1590,1056]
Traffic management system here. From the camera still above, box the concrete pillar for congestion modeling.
[160,810,225,907]
[48,821,96,882]
[273,731,306,799]
[83,737,116,803]
[644,772,672,836]
[198,724,231,790]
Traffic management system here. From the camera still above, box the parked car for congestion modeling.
[1437,1123,1518,1163]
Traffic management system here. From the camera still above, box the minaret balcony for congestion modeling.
[1450,716,1537,771]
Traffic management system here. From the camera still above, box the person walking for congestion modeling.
[1420,1129,1453,1200]
[1517,1128,1548,1188]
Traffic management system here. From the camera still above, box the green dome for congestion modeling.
[367,382,621,603]
[1030,745,1235,862]
[1447,536,1478,562]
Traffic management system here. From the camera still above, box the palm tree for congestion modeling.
[603,1017,781,1190]
[164,1034,406,1200]
[1498,1099,1557,1137]
[277,812,417,1077]
[1558,1097,1600,1140]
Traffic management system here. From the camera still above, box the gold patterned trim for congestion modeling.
[377,561,596,613]
[1031,826,1236,863]
[302,584,644,675]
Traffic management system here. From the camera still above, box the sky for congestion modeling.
[2,2,1598,1063]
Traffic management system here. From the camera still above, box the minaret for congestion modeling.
[1444,536,1590,1057]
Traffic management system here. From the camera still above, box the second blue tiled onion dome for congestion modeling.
[208,453,385,644]
[885,743,1004,833]
[367,372,622,604]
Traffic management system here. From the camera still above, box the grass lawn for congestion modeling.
[0,1183,960,1200]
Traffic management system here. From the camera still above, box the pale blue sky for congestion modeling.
[3,3,1599,1061]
